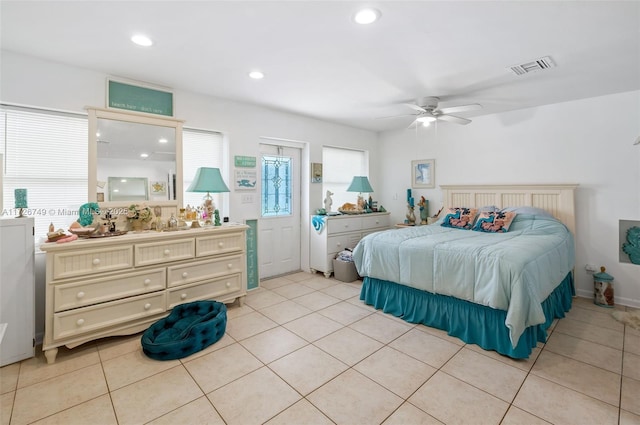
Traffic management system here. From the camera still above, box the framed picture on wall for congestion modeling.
[411,159,435,188]
[311,162,323,183]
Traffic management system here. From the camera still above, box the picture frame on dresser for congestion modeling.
[412,159,435,189]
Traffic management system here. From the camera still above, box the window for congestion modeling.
[1,105,88,243]
[261,154,292,217]
[322,146,368,209]
[182,128,224,212]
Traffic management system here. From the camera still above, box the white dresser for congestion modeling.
[40,224,248,364]
[0,218,35,366]
[310,212,390,278]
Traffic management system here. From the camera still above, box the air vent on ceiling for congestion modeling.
[509,56,556,76]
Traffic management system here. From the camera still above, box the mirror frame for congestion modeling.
[88,107,184,208]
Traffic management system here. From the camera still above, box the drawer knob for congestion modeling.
[181,293,187,300]
[76,319,85,326]
[144,303,152,310]
[182,272,188,278]
[218,242,224,247]
[336,242,342,247]
[344,224,349,228]
[226,281,231,288]
[164,249,171,255]
[76,291,85,299]
[92,258,100,265]
[144,278,151,285]
[375,220,379,224]
[227,263,233,269]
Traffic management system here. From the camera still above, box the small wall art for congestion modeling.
[411,159,435,189]
[311,162,323,183]
[235,169,257,190]
[150,181,167,196]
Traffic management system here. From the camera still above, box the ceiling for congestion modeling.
[1,1,639,132]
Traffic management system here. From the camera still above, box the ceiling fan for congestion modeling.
[385,96,483,127]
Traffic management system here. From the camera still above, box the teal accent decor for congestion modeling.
[245,219,259,290]
[234,156,257,168]
[622,226,640,264]
[141,301,226,360]
[360,273,573,359]
[108,80,173,117]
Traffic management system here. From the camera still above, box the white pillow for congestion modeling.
[501,206,553,218]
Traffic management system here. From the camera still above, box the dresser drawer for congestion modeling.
[167,274,242,308]
[362,214,389,230]
[327,234,362,255]
[134,238,195,267]
[167,255,244,287]
[52,246,133,280]
[53,292,166,340]
[196,233,244,257]
[327,217,362,234]
[53,268,166,312]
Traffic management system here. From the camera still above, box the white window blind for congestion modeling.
[1,106,88,243]
[182,128,224,212]
[322,146,368,209]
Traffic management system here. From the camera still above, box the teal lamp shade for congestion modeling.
[346,176,374,193]
[186,168,230,193]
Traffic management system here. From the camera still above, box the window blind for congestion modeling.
[182,128,224,213]
[1,106,88,243]
[322,146,368,209]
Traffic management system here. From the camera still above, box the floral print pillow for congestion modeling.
[441,207,478,230]
[472,211,517,233]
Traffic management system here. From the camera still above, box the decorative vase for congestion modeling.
[406,205,416,225]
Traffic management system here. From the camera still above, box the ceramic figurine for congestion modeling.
[324,190,334,212]
[418,196,429,224]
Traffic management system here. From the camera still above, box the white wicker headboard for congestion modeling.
[440,184,578,235]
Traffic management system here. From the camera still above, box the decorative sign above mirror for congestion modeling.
[88,107,184,208]
[107,78,174,117]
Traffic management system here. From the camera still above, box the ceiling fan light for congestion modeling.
[416,116,437,123]
[131,34,153,47]
[354,8,381,24]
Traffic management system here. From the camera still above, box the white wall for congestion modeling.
[1,50,379,340]
[378,90,640,307]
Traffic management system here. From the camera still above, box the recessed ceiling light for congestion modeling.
[140,153,149,158]
[159,138,168,144]
[354,8,381,24]
[249,71,264,80]
[131,34,153,47]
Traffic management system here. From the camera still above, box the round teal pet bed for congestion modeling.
[141,300,227,360]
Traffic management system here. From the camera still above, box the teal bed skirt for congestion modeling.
[360,273,574,359]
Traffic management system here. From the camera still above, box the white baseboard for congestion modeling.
[574,289,640,309]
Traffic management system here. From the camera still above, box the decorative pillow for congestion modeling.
[501,206,553,218]
[472,211,517,233]
[441,207,478,230]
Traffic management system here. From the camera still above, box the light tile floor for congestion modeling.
[2,272,639,425]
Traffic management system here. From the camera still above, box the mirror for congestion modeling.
[88,108,183,208]
[108,177,149,202]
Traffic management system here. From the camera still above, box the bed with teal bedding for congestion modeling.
[353,214,575,359]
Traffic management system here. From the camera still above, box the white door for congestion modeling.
[258,143,301,278]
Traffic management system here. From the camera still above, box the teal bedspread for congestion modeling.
[352,214,574,348]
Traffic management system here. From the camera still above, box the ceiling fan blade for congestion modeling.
[376,113,418,120]
[402,103,427,113]
[437,115,472,125]
[437,104,482,115]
